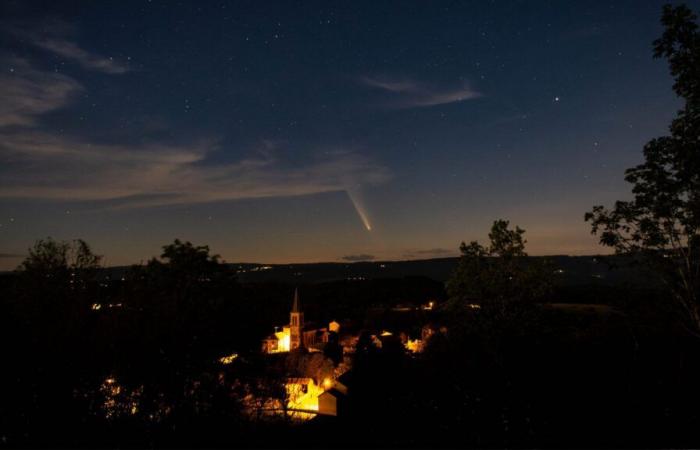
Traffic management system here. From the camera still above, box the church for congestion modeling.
[261,288,339,354]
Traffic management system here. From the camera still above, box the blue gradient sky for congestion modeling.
[1,0,697,269]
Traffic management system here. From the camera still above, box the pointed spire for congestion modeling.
[292,287,300,312]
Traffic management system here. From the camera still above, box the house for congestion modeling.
[285,377,324,411]
[318,372,351,416]
[318,387,345,416]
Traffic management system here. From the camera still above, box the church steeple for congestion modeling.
[292,287,300,312]
[289,287,304,350]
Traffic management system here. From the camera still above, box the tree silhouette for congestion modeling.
[446,220,551,319]
[134,239,241,360]
[19,237,101,284]
[586,4,700,335]
[442,220,551,367]
[16,237,102,320]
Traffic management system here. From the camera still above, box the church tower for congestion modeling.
[289,288,304,350]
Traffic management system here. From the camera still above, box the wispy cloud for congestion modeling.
[403,248,457,258]
[0,58,82,127]
[0,22,389,208]
[341,254,375,262]
[0,131,391,207]
[360,75,481,108]
[2,18,130,74]
[360,77,418,93]
[33,38,130,74]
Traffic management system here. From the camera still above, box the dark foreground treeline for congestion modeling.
[0,239,447,448]
[340,304,700,448]
[0,238,699,448]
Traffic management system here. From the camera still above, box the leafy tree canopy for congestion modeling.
[446,220,551,318]
[144,239,236,294]
[19,237,101,276]
[586,4,700,334]
[17,238,101,297]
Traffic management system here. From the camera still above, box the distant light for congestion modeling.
[405,338,423,353]
[218,353,239,365]
[323,378,332,389]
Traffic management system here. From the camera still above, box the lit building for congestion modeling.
[261,288,338,353]
[317,378,348,417]
[405,338,423,353]
[285,377,322,411]
[284,376,348,417]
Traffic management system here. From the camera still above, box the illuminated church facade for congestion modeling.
[262,288,339,354]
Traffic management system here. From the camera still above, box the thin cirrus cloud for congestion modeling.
[0,130,391,207]
[0,50,390,208]
[360,75,481,108]
[403,248,457,258]
[33,38,130,74]
[340,254,376,262]
[0,21,389,208]
[0,58,82,127]
[1,19,130,74]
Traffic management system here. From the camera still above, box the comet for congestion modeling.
[347,190,372,231]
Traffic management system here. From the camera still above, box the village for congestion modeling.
[218,288,439,420]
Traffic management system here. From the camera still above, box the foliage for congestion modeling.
[3,232,700,446]
[140,239,238,309]
[121,239,244,370]
[144,239,236,302]
[446,220,551,325]
[284,352,334,384]
[15,237,102,322]
[149,239,223,278]
[586,4,700,334]
[18,237,101,286]
[323,331,343,365]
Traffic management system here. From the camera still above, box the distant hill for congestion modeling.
[5,255,654,287]
[224,255,655,286]
[228,258,460,283]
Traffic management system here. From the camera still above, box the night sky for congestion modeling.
[1,0,697,269]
